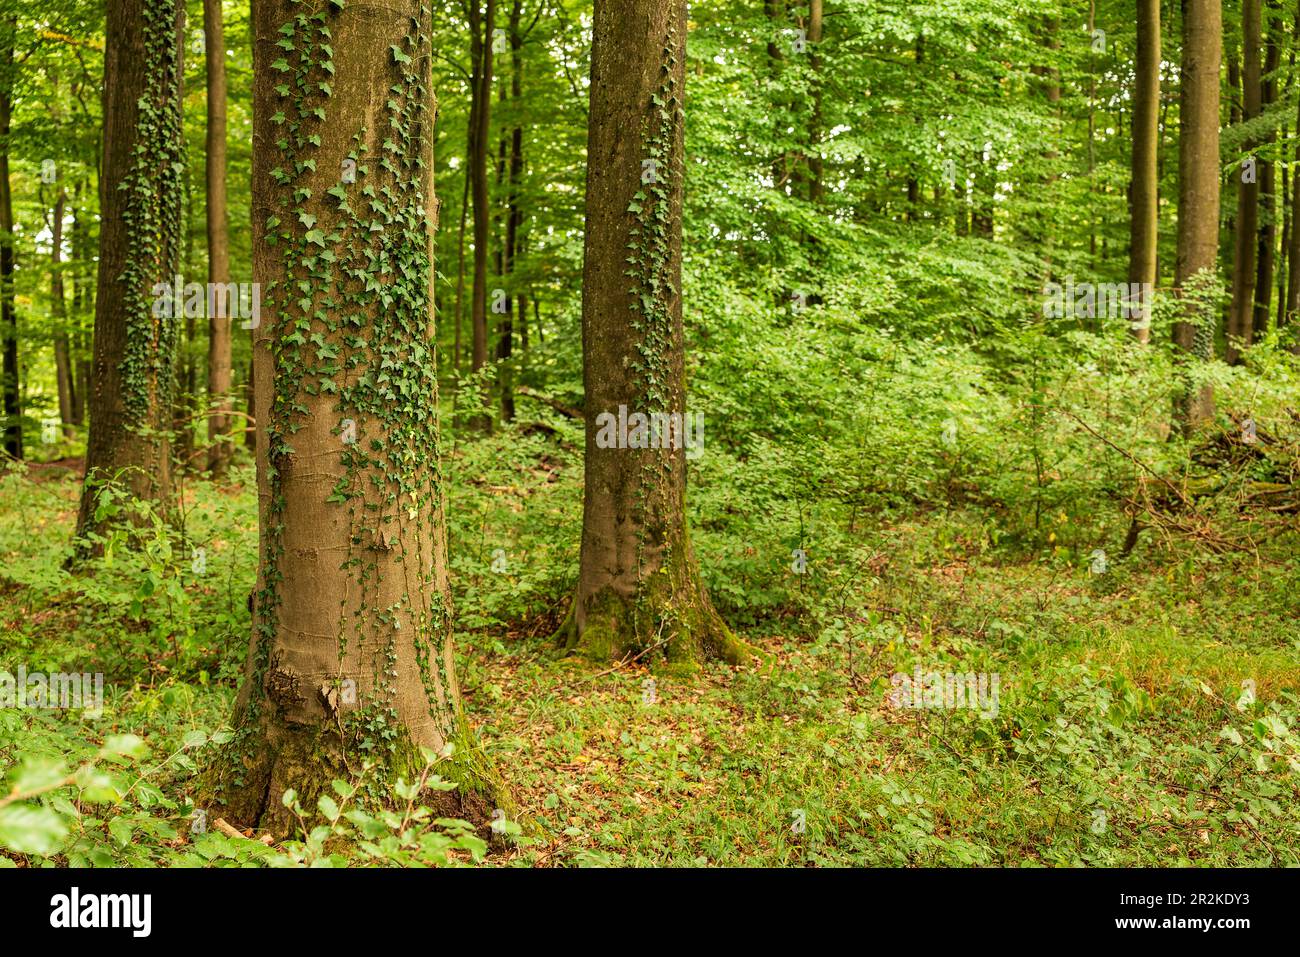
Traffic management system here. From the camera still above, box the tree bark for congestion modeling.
[209,0,497,834]
[0,17,21,460]
[50,191,76,438]
[808,0,824,205]
[1286,6,1300,340]
[74,0,185,540]
[205,0,233,476]
[1252,0,1281,340]
[70,193,90,426]
[1228,0,1261,364]
[497,0,525,423]
[1127,0,1160,343]
[468,0,494,379]
[1173,0,1221,431]
[554,0,751,666]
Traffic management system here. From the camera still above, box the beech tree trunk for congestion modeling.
[50,191,76,438]
[74,0,185,540]
[1286,5,1300,342]
[1173,0,1221,431]
[554,0,751,666]
[497,0,525,423]
[1228,0,1261,365]
[1127,0,1160,344]
[1252,0,1281,341]
[209,0,495,834]
[0,18,21,460]
[70,196,90,426]
[808,0,824,205]
[468,0,494,379]
[205,0,233,476]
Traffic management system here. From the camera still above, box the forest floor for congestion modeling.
[1,457,1297,866]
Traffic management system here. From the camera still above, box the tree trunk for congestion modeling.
[205,0,233,476]
[453,162,468,374]
[74,0,185,541]
[1286,21,1300,338]
[208,0,497,834]
[1173,0,1221,431]
[469,0,494,379]
[50,191,76,438]
[1252,0,1281,340]
[808,0,824,205]
[70,194,90,426]
[554,0,751,666]
[497,0,524,423]
[1228,0,1261,364]
[0,18,21,460]
[1127,0,1160,343]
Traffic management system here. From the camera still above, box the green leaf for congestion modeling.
[0,805,69,855]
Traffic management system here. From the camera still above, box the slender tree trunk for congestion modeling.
[764,0,786,190]
[1286,4,1300,338]
[1128,0,1160,343]
[453,164,468,374]
[1228,0,1261,365]
[205,0,233,476]
[70,193,90,426]
[469,0,495,379]
[553,0,751,665]
[808,0,824,206]
[1278,144,1289,328]
[1089,0,1100,262]
[1252,0,1281,340]
[0,18,21,460]
[497,0,524,423]
[50,191,76,437]
[174,176,198,466]
[210,0,498,834]
[75,0,185,541]
[1173,0,1221,431]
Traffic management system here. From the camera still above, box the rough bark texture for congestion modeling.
[74,0,185,539]
[207,0,496,835]
[1127,0,1160,344]
[555,0,751,667]
[1173,0,1220,431]
[205,0,233,476]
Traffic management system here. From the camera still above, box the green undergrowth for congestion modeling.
[3,421,1295,866]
